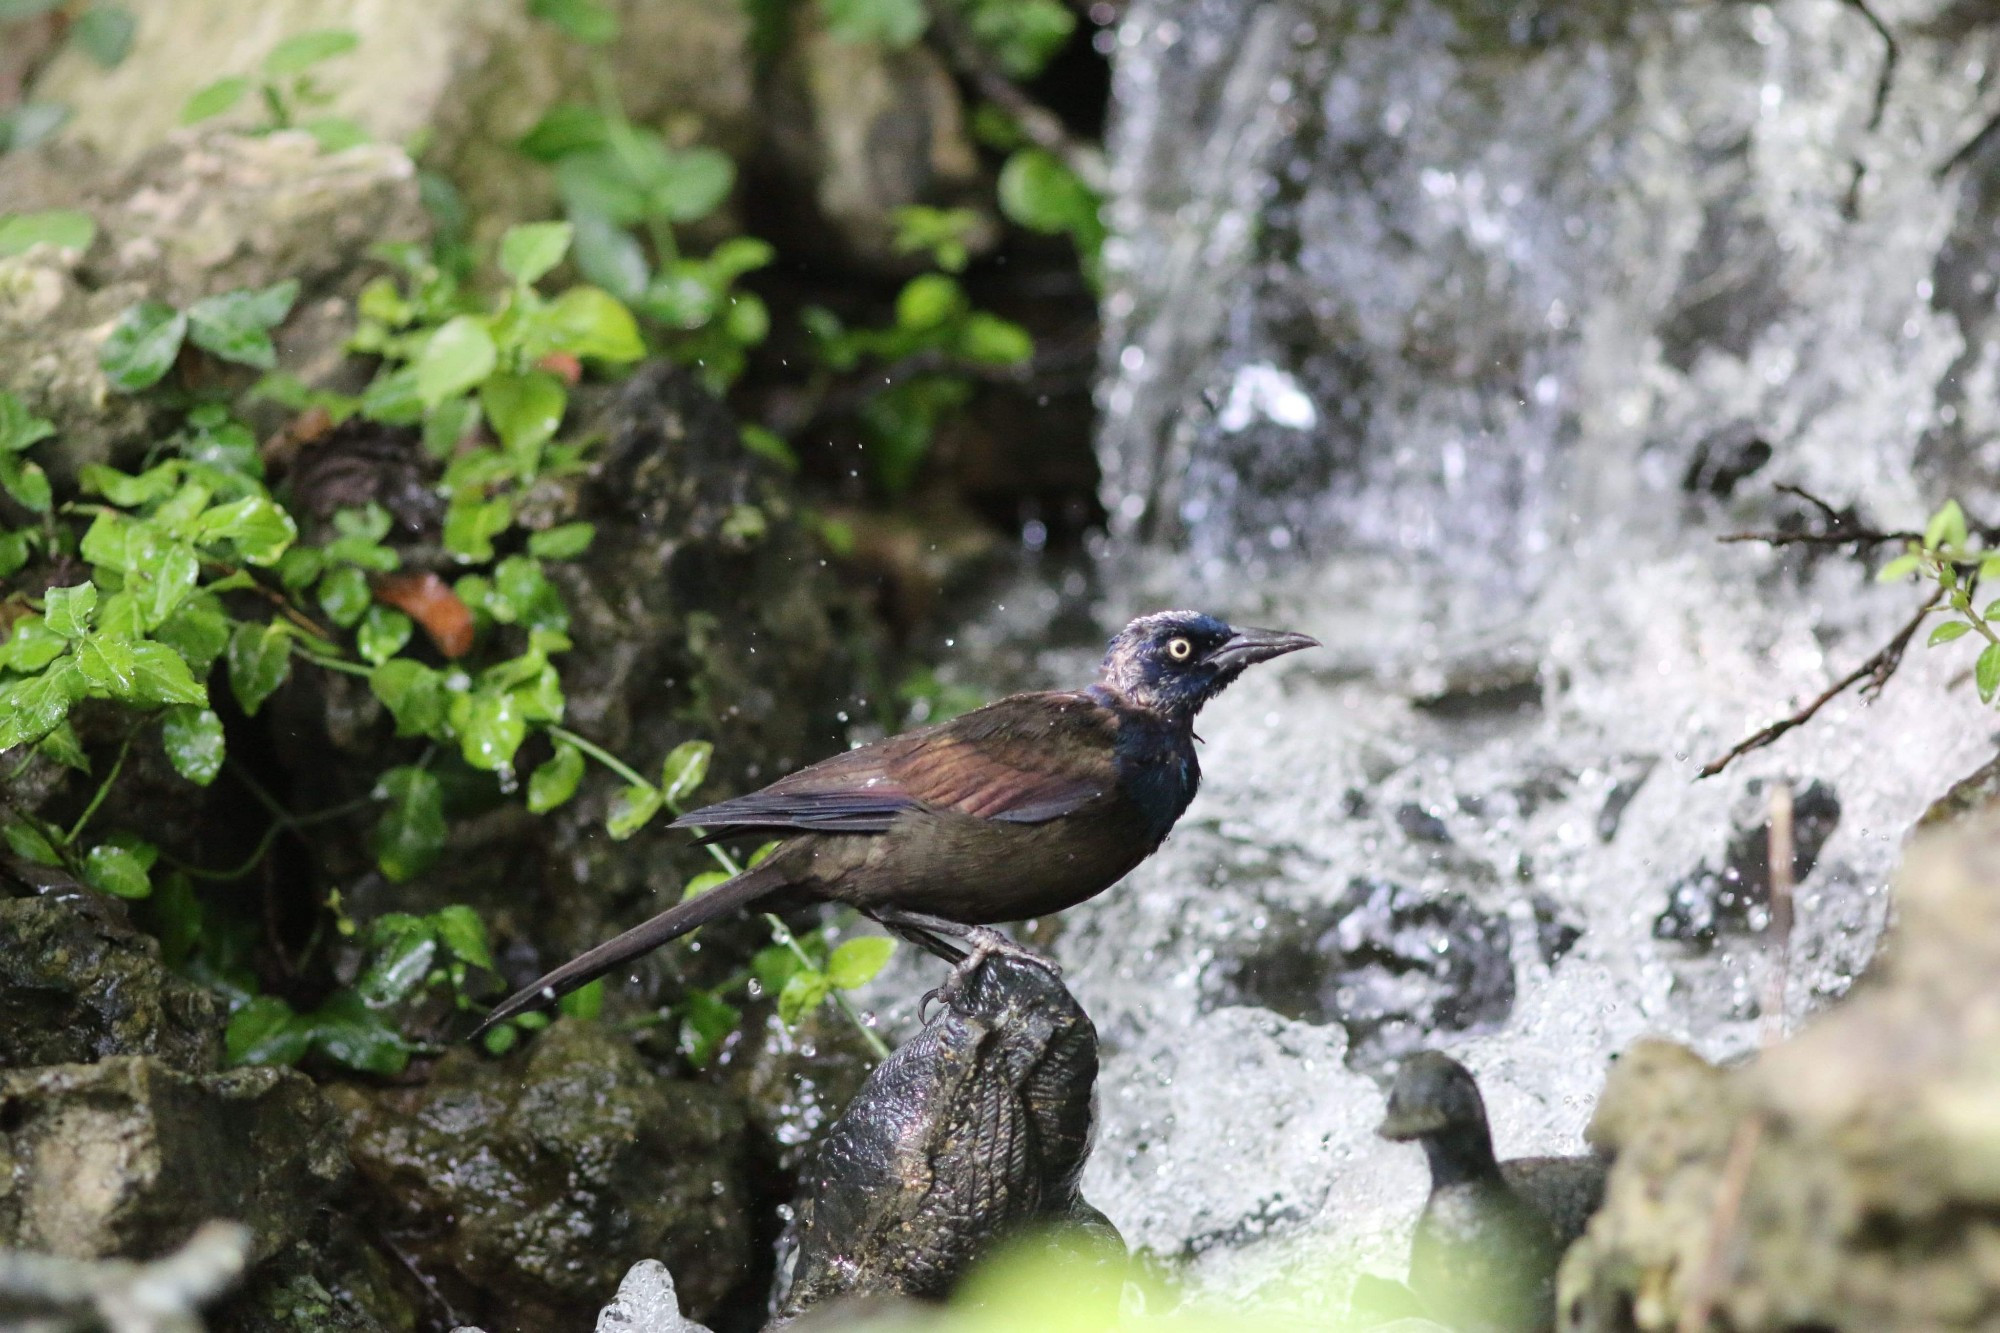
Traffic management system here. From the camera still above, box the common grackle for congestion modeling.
[1378,1051,1607,1333]
[473,610,1316,1036]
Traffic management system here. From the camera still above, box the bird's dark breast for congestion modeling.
[812,794,1163,924]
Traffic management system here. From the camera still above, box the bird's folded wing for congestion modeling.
[672,692,1116,836]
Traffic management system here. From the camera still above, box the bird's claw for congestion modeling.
[919,928,1059,1023]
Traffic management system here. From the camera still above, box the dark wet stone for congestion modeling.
[1680,422,1772,498]
[0,1058,348,1262]
[0,895,224,1073]
[1397,803,1454,845]
[1529,894,1582,968]
[1218,878,1516,1072]
[327,1019,752,1330]
[1653,779,1841,948]
[1594,757,1656,843]
[774,955,1117,1321]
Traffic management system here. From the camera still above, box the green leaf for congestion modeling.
[193,494,298,565]
[895,273,965,331]
[1929,620,1973,646]
[558,977,604,1020]
[606,783,663,839]
[0,208,96,257]
[43,582,97,639]
[186,281,299,370]
[0,391,55,454]
[957,311,1034,366]
[481,371,567,465]
[999,147,1102,236]
[226,996,309,1067]
[2,616,67,674]
[162,706,226,785]
[317,564,372,628]
[372,766,446,882]
[822,0,927,45]
[180,75,251,125]
[154,594,231,672]
[517,104,610,160]
[569,210,649,302]
[123,641,208,706]
[227,620,292,715]
[70,6,137,68]
[681,869,731,901]
[75,633,139,697]
[3,816,61,866]
[356,918,437,1007]
[0,660,81,752]
[79,462,178,510]
[1979,643,2000,704]
[777,968,831,1026]
[500,221,574,287]
[1876,553,1922,582]
[85,841,153,899]
[451,689,528,771]
[527,740,585,813]
[0,529,30,578]
[676,989,739,1068]
[433,903,495,969]
[304,989,412,1075]
[443,492,513,562]
[361,366,424,425]
[416,315,498,407]
[140,543,201,627]
[660,739,713,807]
[646,146,735,223]
[735,425,796,473]
[1926,499,1969,552]
[101,302,188,392]
[263,28,358,78]
[356,605,412,665]
[537,286,643,362]
[530,0,619,43]
[827,935,895,990]
[304,116,369,152]
[527,521,595,560]
[482,1023,520,1055]
[0,453,51,513]
[369,659,448,738]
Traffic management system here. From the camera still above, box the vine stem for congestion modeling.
[63,731,133,845]
[545,724,650,788]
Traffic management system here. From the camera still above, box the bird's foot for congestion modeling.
[919,928,1058,1021]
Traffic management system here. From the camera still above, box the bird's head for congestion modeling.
[1378,1050,1490,1145]
[1094,611,1318,720]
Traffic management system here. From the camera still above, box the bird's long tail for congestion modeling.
[470,858,788,1038]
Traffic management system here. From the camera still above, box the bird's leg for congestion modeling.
[868,907,1061,1019]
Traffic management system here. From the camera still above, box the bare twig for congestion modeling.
[1677,1114,1767,1333]
[1938,105,2000,180]
[1717,484,1919,549]
[1762,782,1795,1045]
[1697,588,1942,779]
[924,0,1107,191]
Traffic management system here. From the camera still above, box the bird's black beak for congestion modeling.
[1377,1105,1448,1141]
[1207,627,1320,672]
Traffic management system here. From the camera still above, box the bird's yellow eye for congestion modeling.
[1167,637,1193,662]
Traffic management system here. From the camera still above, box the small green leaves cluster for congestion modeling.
[1885,500,2000,704]
[0,208,96,258]
[803,272,1033,493]
[181,27,366,152]
[516,3,770,394]
[103,281,300,388]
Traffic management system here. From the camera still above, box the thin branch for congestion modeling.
[1762,782,1794,1045]
[1938,105,2000,180]
[1843,0,1897,136]
[1677,1114,1767,1333]
[1717,484,1919,549]
[1697,587,1941,779]
[924,0,1107,191]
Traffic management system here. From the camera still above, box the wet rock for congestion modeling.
[216,1234,416,1333]
[1565,810,2000,1330]
[0,1059,347,1263]
[1653,779,1841,949]
[1593,758,1655,843]
[764,11,995,272]
[774,955,1115,1320]
[1218,878,1516,1071]
[1680,422,1773,499]
[326,1019,752,1330]
[27,2,752,255]
[0,1219,252,1333]
[730,1007,879,1179]
[0,132,423,480]
[1396,803,1453,845]
[1528,894,1582,969]
[0,896,224,1074]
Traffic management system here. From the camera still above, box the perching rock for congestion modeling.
[593,1260,713,1333]
[0,1058,348,1264]
[0,1219,253,1333]
[0,131,423,479]
[0,895,224,1074]
[1563,810,2000,1330]
[326,1019,753,1331]
[775,955,1118,1321]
